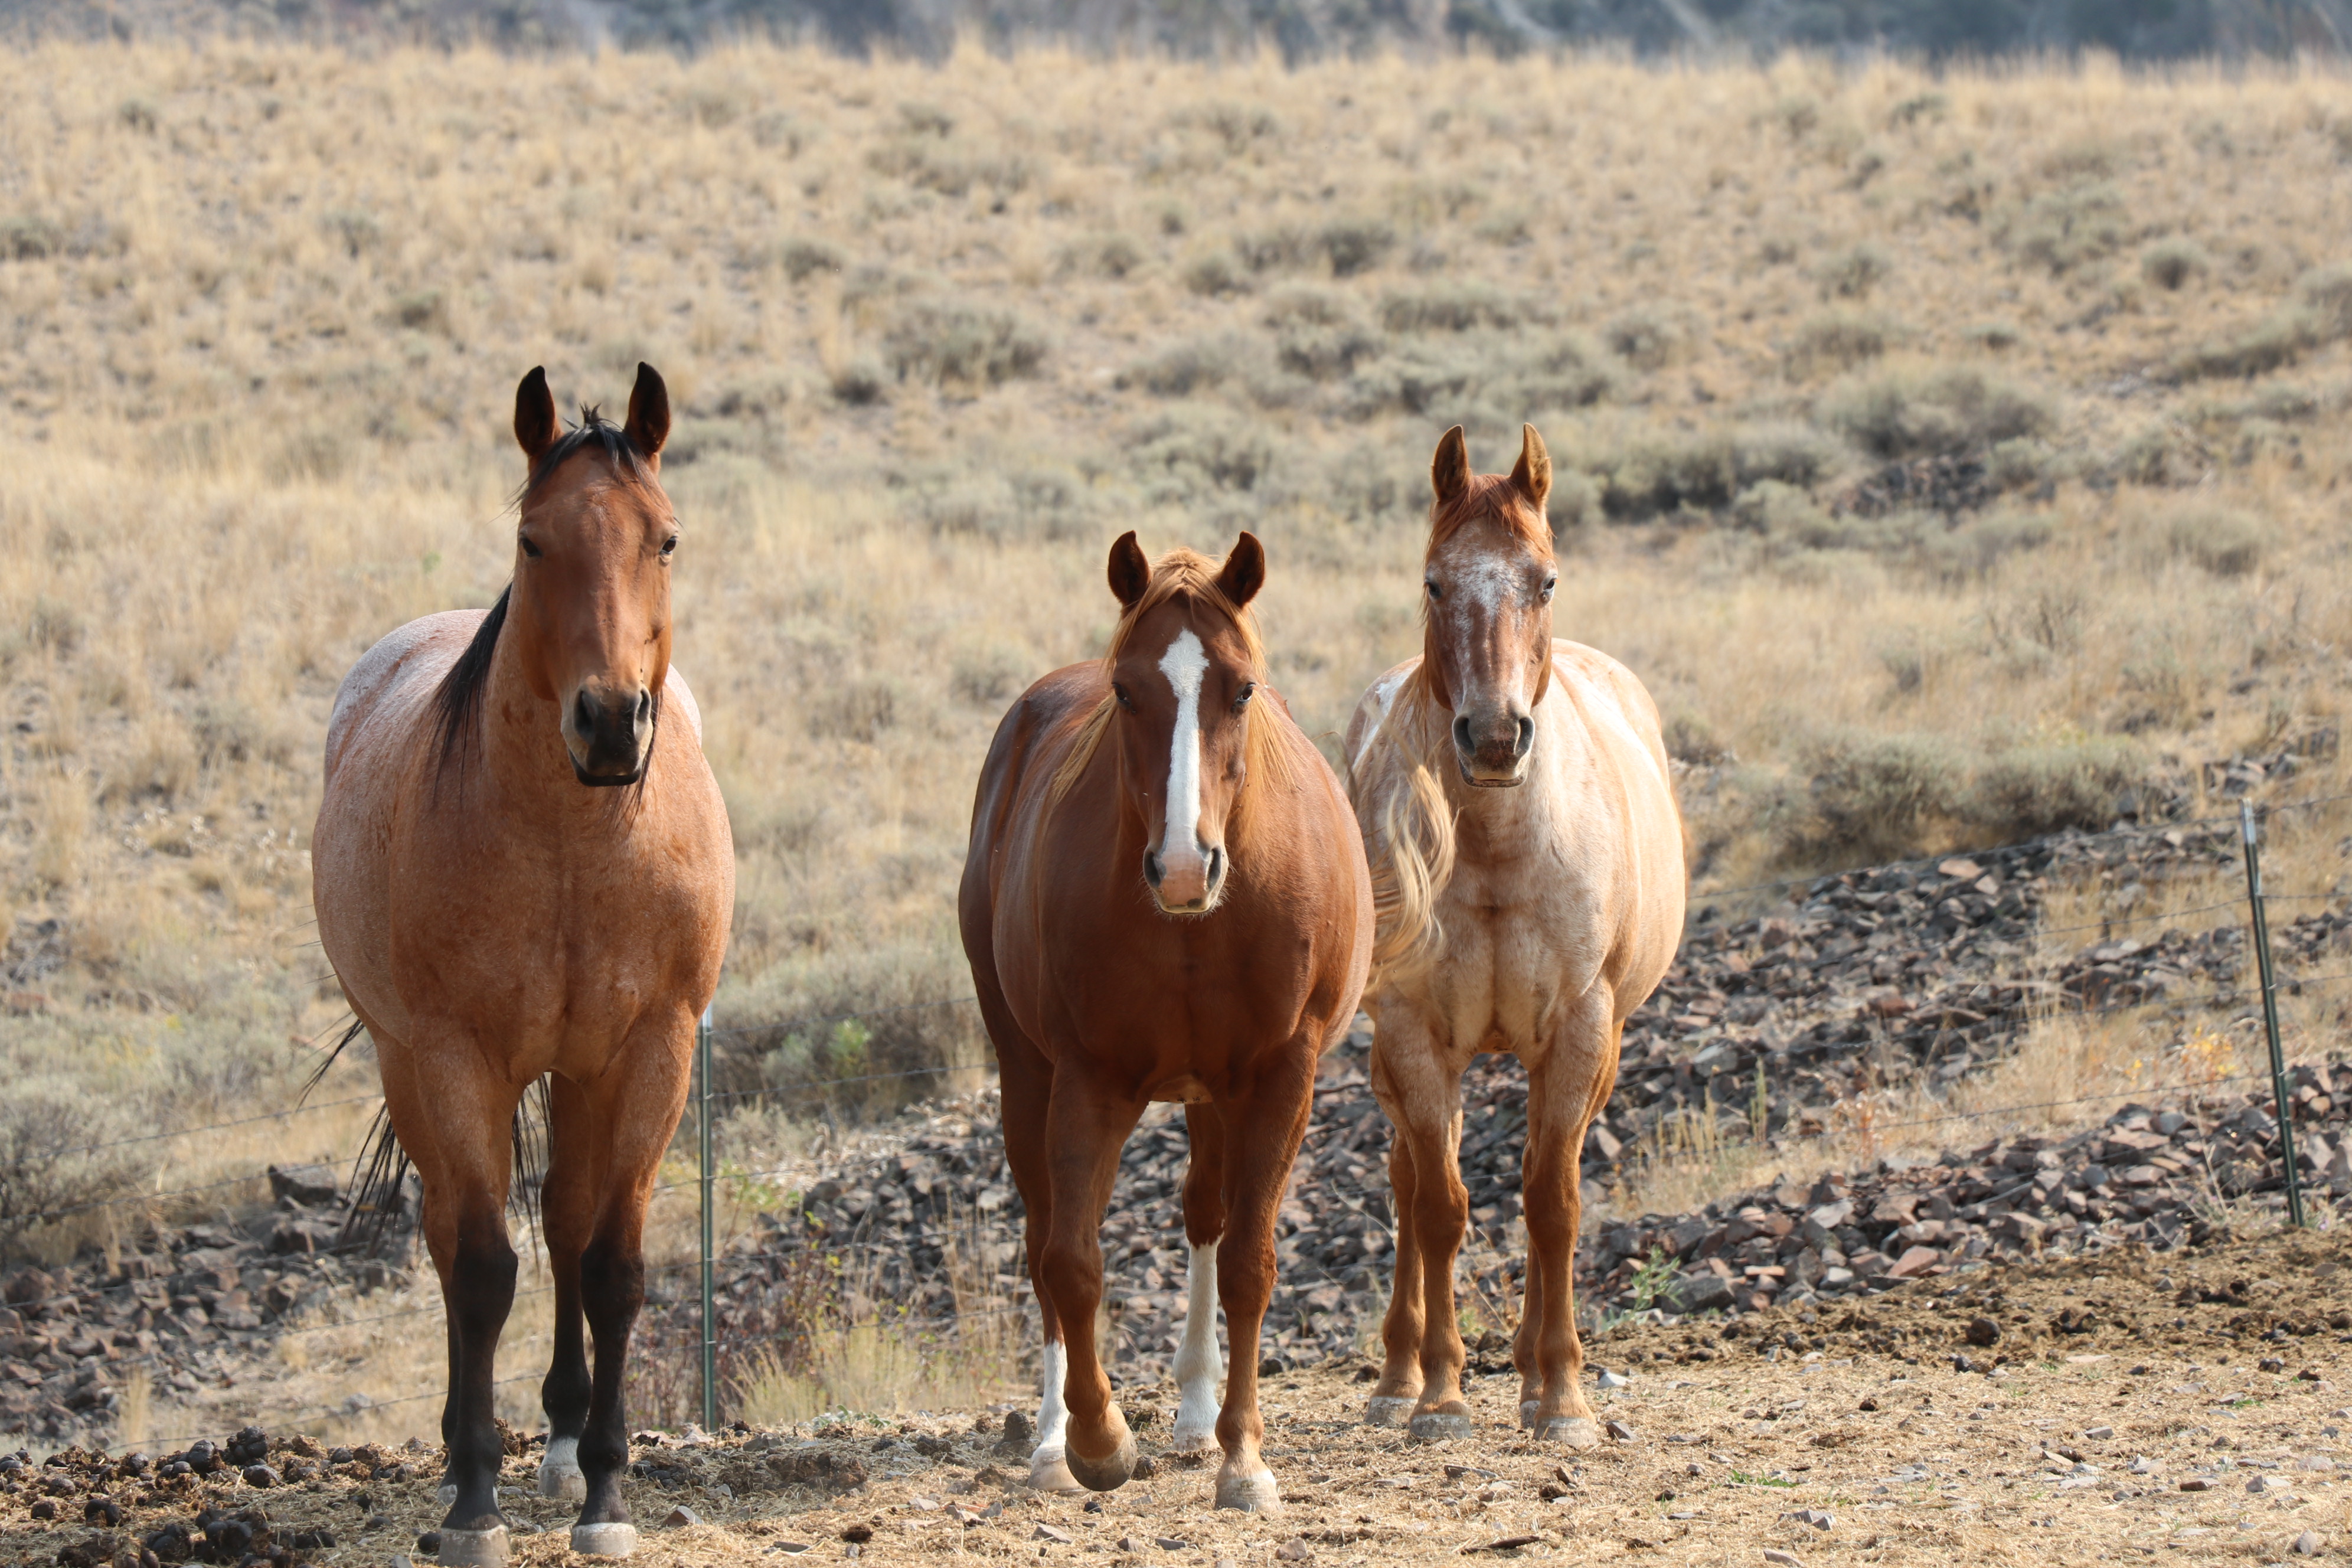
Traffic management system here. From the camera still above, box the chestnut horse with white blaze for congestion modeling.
[1344,425,1685,1448]
[961,533,1372,1511]
[312,366,733,1565]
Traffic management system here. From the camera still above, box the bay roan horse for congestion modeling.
[312,365,733,1565]
[959,533,1371,1511]
[1343,425,1685,1448]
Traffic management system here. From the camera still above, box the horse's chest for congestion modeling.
[1420,872,1602,1048]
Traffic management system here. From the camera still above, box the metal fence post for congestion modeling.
[2239,800,2306,1228]
[698,1005,717,1429]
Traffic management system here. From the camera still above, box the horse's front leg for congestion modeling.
[1368,1011,1473,1440]
[569,1014,695,1560]
[1520,988,1620,1449]
[1035,1070,1145,1492]
[387,1038,523,1567]
[1209,1045,1315,1513]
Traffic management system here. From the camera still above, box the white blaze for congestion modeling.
[1157,628,1210,871]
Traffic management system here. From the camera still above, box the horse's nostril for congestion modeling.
[1515,716,1534,757]
[1142,850,1164,888]
[635,689,652,726]
[1452,715,1474,754]
[574,690,598,734]
[1206,847,1225,888]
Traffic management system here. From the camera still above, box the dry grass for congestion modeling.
[6,36,2352,1438]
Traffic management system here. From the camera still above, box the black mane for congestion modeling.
[522,403,651,500]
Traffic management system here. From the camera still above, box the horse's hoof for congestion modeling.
[1027,1448,1084,1494]
[1065,1432,1138,1492]
[1214,1469,1282,1512]
[1536,1416,1602,1450]
[1408,1411,1474,1442]
[436,1525,510,1566]
[538,1438,587,1501]
[1518,1400,1540,1430]
[1364,1396,1416,1428]
[1171,1420,1219,1452]
[571,1521,639,1559]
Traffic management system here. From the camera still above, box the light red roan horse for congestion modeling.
[1345,426,1685,1448]
[312,365,733,1565]
[961,534,1372,1510]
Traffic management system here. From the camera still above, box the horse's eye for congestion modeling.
[661,534,678,558]
[1233,682,1257,714]
[1541,576,1556,602]
[520,535,543,559]
[1425,580,1440,601]
[1113,684,1134,711]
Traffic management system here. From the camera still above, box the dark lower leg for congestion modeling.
[443,1214,520,1532]
[576,1236,645,1527]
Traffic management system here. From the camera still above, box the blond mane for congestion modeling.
[1046,546,1295,806]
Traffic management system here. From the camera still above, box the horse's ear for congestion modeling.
[1430,425,1471,507]
[1107,531,1151,609]
[625,362,670,462]
[514,367,557,466]
[1509,423,1552,511]
[1216,531,1265,609]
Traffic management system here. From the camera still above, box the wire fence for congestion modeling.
[26,791,2351,1452]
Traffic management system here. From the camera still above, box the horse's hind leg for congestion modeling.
[1520,989,1619,1450]
[570,1016,695,1560]
[391,1046,523,1566]
[535,1074,595,1502]
[1171,1102,1227,1453]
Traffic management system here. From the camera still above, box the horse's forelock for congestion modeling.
[1427,472,1550,560]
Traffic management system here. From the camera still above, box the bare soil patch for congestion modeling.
[8,1227,2348,1567]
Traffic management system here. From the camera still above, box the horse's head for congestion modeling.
[1103,531,1268,916]
[509,364,677,788]
[1421,424,1556,788]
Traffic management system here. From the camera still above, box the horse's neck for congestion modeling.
[471,635,622,828]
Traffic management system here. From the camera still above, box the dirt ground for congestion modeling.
[8,1226,2351,1568]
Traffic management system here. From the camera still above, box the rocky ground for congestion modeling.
[5,1226,2350,1567]
[8,797,2352,1459]
[639,814,2352,1391]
